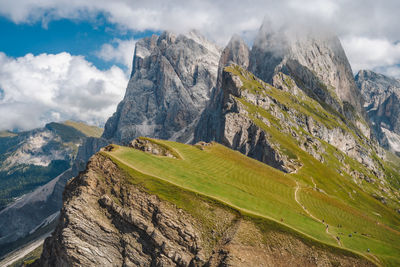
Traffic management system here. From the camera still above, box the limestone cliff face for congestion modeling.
[248,22,367,131]
[356,70,400,154]
[32,152,373,267]
[195,35,250,146]
[197,65,383,176]
[102,30,221,144]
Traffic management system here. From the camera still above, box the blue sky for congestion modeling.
[0,15,155,70]
[0,12,157,131]
[0,0,399,131]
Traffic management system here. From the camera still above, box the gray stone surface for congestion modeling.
[356,70,400,154]
[32,153,373,267]
[102,30,221,144]
[249,22,366,125]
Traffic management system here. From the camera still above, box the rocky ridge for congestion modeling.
[197,64,387,180]
[31,151,374,267]
[102,30,221,144]
[195,32,382,179]
[356,70,400,155]
[248,23,367,130]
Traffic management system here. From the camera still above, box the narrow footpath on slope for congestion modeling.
[294,181,342,246]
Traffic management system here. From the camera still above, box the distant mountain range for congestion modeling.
[356,70,400,155]
[0,121,102,257]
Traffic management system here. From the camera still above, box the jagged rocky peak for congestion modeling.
[356,69,400,110]
[249,21,365,121]
[216,34,250,88]
[219,35,250,73]
[356,70,400,154]
[102,30,221,144]
[194,35,250,145]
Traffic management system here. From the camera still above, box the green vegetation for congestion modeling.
[0,160,70,210]
[0,120,101,209]
[98,65,400,266]
[8,245,43,267]
[0,131,17,138]
[63,120,103,138]
[45,122,86,142]
[104,138,400,266]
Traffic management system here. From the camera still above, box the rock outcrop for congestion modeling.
[356,70,400,154]
[197,64,383,175]
[195,35,250,147]
[249,22,366,126]
[102,30,221,144]
[32,152,374,267]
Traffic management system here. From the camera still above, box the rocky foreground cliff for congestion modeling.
[31,150,373,267]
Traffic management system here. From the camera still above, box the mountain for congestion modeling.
[195,26,376,174]
[29,24,400,266]
[248,23,367,129]
[1,31,222,262]
[355,70,400,155]
[102,30,221,144]
[0,121,103,257]
[32,139,376,266]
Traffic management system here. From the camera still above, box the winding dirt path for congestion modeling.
[294,181,342,246]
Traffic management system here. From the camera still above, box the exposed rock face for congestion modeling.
[102,30,221,144]
[197,64,384,177]
[216,34,250,88]
[129,138,177,158]
[195,35,250,147]
[249,22,366,128]
[356,70,400,154]
[0,123,82,172]
[32,153,374,267]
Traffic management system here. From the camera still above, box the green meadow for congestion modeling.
[104,138,400,266]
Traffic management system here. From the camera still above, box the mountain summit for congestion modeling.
[102,31,221,144]
[249,22,366,127]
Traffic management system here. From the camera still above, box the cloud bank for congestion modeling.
[0,0,399,77]
[96,38,136,70]
[0,52,127,131]
[0,0,399,131]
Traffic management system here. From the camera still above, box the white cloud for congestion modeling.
[342,36,400,77]
[96,38,136,69]
[0,52,127,131]
[0,0,399,43]
[1,1,400,75]
[0,0,400,131]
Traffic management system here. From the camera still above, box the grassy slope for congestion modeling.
[63,120,103,138]
[226,65,400,265]
[0,131,17,138]
[105,139,400,266]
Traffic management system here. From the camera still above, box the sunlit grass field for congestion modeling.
[105,138,400,266]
